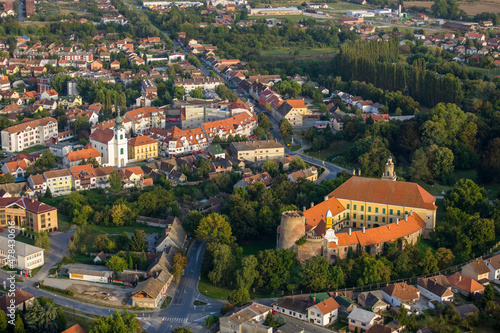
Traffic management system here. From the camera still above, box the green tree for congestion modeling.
[56,307,66,331]
[130,229,147,252]
[264,313,277,328]
[35,150,57,169]
[432,147,454,180]
[106,256,128,272]
[262,160,278,175]
[34,231,50,250]
[444,179,488,215]
[24,299,58,332]
[89,310,140,333]
[420,249,439,274]
[172,328,193,333]
[410,148,430,181]
[44,187,52,198]
[290,157,307,170]
[302,256,330,291]
[397,306,409,326]
[73,204,94,225]
[228,288,250,306]
[435,247,455,269]
[108,171,122,192]
[208,243,236,286]
[483,285,495,307]
[110,203,131,226]
[0,310,7,333]
[196,213,235,245]
[408,313,418,331]
[279,119,292,138]
[358,254,391,286]
[93,234,112,252]
[14,314,24,333]
[171,252,188,281]
[189,88,204,99]
[182,210,203,237]
[236,255,258,290]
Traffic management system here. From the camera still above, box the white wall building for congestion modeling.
[0,236,44,271]
[89,114,129,167]
[1,117,58,152]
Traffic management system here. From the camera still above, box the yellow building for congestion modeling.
[0,197,58,233]
[128,135,159,161]
[328,159,437,237]
[43,169,72,196]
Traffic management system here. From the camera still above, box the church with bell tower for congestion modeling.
[89,109,129,167]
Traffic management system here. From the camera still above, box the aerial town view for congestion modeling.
[0,0,500,332]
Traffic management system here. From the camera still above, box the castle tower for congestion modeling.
[381,156,397,181]
[277,211,305,251]
[113,109,128,168]
[325,209,333,230]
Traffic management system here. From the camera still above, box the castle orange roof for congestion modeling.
[285,99,306,109]
[329,177,437,211]
[304,197,346,234]
[65,148,100,162]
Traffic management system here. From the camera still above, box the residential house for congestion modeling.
[229,140,284,163]
[233,172,273,189]
[334,295,358,314]
[288,167,318,182]
[210,159,232,173]
[207,144,225,159]
[27,174,46,195]
[381,282,420,308]
[155,217,187,252]
[447,273,485,296]
[62,324,86,333]
[348,308,383,332]
[220,303,272,333]
[119,166,144,187]
[40,89,59,100]
[307,297,340,326]
[69,165,97,191]
[1,160,28,179]
[461,260,490,284]
[43,169,72,196]
[485,254,500,281]
[275,101,303,127]
[63,148,101,168]
[95,166,114,188]
[0,289,34,313]
[130,277,165,308]
[49,142,74,158]
[272,295,311,321]
[357,291,389,313]
[417,275,454,303]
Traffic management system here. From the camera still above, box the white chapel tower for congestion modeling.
[381,156,397,181]
[113,110,128,167]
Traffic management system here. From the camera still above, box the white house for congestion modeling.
[0,236,44,271]
[347,308,383,332]
[68,268,112,283]
[381,282,420,307]
[417,275,454,303]
[485,254,500,281]
[307,297,340,326]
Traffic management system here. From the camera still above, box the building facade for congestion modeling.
[0,236,44,271]
[128,136,159,161]
[0,197,58,233]
[1,117,58,152]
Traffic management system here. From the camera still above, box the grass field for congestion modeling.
[198,277,282,300]
[303,140,352,161]
[403,0,500,14]
[468,66,500,79]
[260,47,339,62]
[240,238,275,257]
[15,234,35,245]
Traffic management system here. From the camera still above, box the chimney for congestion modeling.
[458,275,461,282]
[324,195,329,202]
[362,226,365,234]
[311,202,314,208]
[410,210,413,216]
[352,169,356,176]
[396,219,399,226]
[358,169,361,176]
[303,206,306,212]
[405,214,408,222]
[388,225,390,230]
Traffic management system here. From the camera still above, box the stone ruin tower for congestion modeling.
[277,211,306,251]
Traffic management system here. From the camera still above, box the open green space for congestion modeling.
[468,66,500,79]
[260,47,339,62]
[161,296,172,309]
[198,277,282,300]
[241,238,276,257]
[57,215,72,232]
[303,140,352,161]
[415,238,437,259]
[15,234,35,246]
[15,145,46,154]
[252,14,305,22]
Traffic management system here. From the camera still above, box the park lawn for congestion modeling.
[15,145,46,154]
[241,238,276,257]
[303,140,352,161]
[15,234,35,245]
[198,278,233,300]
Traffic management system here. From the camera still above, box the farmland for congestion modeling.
[403,0,500,14]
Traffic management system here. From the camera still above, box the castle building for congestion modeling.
[89,111,128,167]
[277,158,437,264]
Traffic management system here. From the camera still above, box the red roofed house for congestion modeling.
[128,135,159,161]
[69,164,97,191]
[448,273,485,296]
[40,89,59,100]
[307,297,340,326]
[62,324,87,333]
[381,282,420,308]
[0,196,58,232]
[1,160,28,178]
[63,148,101,168]
[119,166,144,188]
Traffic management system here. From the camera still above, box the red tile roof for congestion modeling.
[1,117,56,134]
[65,148,100,162]
[329,177,437,210]
[311,297,340,315]
[0,197,56,214]
[128,135,158,147]
[90,128,114,143]
[448,273,485,293]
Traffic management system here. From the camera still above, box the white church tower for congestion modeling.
[113,109,128,167]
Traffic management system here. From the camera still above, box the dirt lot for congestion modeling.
[68,284,132,308]
[404,0,500,14]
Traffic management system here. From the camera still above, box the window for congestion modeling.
[353,205,357,210]
[368,216,371,221]
[375,216,378,222]
[405,211,408,215]
[353,213,356,219]
[390,209,393,215]
[390,218,393,223]
[375,207,379,213]
[397,210,401,216]
[120,148,124,155]
[120,134,123,140]
[382,217,386,222]
[347,204,350,209]
[347,213,350,219]
[361,215,364,219]
[368,206,371,212]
